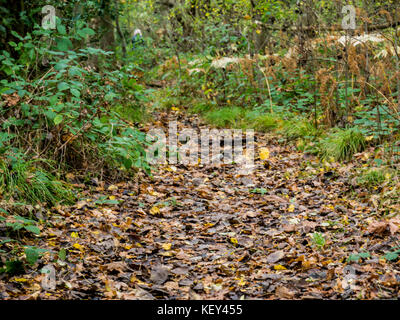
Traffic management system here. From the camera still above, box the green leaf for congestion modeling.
[385,251,399,261]
[70,88,80,97]
[58,248,67,261]
[57,24,66,35]
[53,114,63,126]
[0,239,15,245]
[6,222,24,231]
[359,252,370,259]
[347,254,361,262]
[77,27,95,38]
[122,157,133,169]
[24,225,40,235]
[56,38,73,51]
[25,247,40,265]
[0,87,14,94]
[57,82,69,91]
[104,92,117,101]
[4,260,24,275]
[11,30,23,40]
[68,66,82,77]
[54,61,68,71]
[44,110,56,122]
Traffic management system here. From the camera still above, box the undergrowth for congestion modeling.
[0,158,74,206]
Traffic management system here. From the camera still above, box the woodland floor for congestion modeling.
[2,107,400,300]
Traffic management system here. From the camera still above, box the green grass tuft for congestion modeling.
[319,127,366,161]
[243,110,279,131]
[188,101,215,115]
[0,159,75,206]
[281,118,320,140]
[357,168,388,188]
[204,106,244,128]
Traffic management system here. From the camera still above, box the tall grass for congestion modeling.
[204,106,244,128]
[319,127,366,161]
[0,159,74,206]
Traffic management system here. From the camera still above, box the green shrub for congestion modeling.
[0,23,150,177]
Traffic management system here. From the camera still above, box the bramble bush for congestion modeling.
[0,21,151,206]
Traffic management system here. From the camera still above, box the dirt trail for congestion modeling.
[3,109,400,300]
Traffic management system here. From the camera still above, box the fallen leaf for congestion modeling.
[274,264,287,270]
[259,148,270,160]
[275,286,295,299]
[150,206,160,215]
[150,265,169,285]
[266,250,285,264]
[367,221,388,235]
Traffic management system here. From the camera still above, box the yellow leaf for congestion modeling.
[162,243,172,250]
[366,135,374,141]
[288,204,295,212]
[159,251,174,257]
[13,278,28,282]
[72,243,84,251]
[130,275,146,285]
[204,223,215,228]
[259,147,270,160]
[274,264,287,270]
[107,185,118,191]
[65,173,75,180]
[70,232,79,238]
[238,277,247,286]
[302,260,313,269]
[230,238,238,245]
[150,206,160,215]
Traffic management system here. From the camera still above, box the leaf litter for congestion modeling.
[1,110,400,300]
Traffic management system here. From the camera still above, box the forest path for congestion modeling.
[120,109,385,300]
[5,108,399,300]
